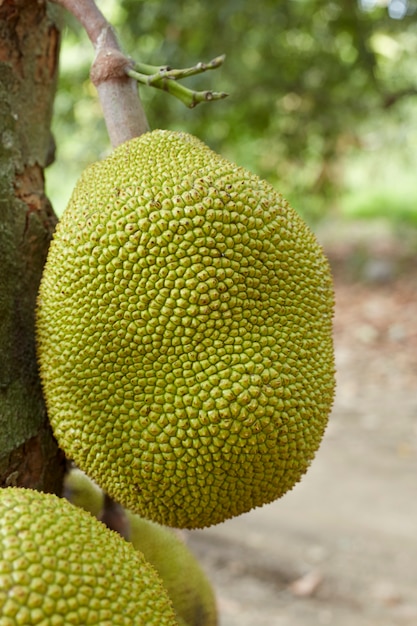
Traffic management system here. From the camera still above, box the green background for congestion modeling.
[47,0,417,228]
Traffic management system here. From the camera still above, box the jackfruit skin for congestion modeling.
[0,487,178,626]
[64,469,218,626]
[36,130,335,529]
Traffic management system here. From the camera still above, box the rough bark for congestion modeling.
[0,0,66,492]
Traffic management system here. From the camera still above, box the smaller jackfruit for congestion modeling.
[127,514,217,626]
[0,487,178,626]
[65,469,218,626]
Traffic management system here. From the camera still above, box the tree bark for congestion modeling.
[0,0,66,492]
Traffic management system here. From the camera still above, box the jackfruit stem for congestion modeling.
[127,56,229,108]
[99,493,131,540]
[51,0,149,146]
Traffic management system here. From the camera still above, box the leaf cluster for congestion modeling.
[50,0,417,216]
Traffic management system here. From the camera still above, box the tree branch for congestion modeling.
[127,55,229,108]
[383,87,417,109]
[51,0,149,147]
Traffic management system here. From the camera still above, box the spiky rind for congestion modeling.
[0,487,177,625]
[37,130,335,528]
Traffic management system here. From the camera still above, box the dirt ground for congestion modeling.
[187,220,417,626]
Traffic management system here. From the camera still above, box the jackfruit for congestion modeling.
[64,468,218,626]
[128,515,217,626]
[36,129,335,529]
[0,487,178,625]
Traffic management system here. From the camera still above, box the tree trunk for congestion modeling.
[0,0,65,492]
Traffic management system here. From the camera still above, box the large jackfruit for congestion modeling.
[37,130,335,529]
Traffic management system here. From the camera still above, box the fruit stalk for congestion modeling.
[51,0,149,146]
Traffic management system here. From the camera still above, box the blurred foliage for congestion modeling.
[48,0,417,221]
[341,96,417,226]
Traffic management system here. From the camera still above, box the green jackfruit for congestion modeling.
[37,130,335,529]
[0,487,177,625]
[128,515,217,626]
[64,469,218,626]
